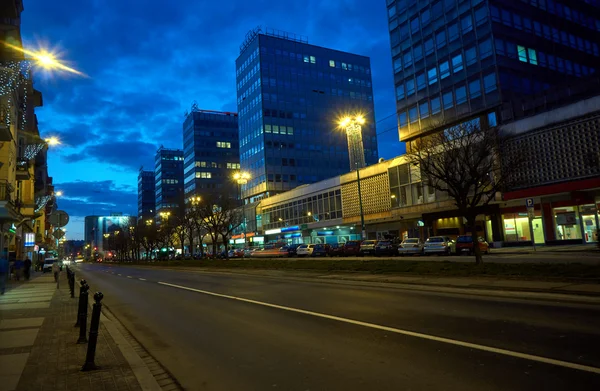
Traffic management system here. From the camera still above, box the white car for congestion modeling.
[423,236,455,255]
[398,238,424,255]
[296,244,314,257]
[42,258,58,273]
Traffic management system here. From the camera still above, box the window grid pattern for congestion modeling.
[341,174,390,218]
[505,114,600,188]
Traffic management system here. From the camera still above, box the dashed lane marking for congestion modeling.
[158,281,600,375]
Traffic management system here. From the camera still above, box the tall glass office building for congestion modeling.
[154,147,184,215]
[387,0,600,144]
[137,168,155,220]
[236,28,378,202]
[182,108,240,198]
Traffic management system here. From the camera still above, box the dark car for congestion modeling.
[311,244,329,257]
[280,244,302,257]
[375,240,399,256]
[455,235,489,255]
[327,243,345,257]
[343,241,362,256]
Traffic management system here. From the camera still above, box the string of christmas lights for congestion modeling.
[0,60,31,130]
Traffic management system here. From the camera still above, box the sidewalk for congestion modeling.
[0,272,147,391]
[490,243,599,255]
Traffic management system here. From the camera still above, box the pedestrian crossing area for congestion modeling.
[0,275,54,391]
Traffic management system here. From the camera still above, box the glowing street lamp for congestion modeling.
[338,114,366,171]
[159,211,171,222]
[233,172,251,246]
[3,41,86,76]
[338,114,368,240]
[145,219,153,226]
[45,136,61,146]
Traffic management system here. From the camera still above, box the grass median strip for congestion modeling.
[126,258,600,281]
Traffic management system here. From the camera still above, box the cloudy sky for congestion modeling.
[21,0,403,240]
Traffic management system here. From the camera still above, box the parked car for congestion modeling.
[455,235,489,255]
[227,249,245,258]
[375,240,399,256]
[423,236,455,255]
[359,240,378,256]
[42,258,58,273]
[327,243,345,257]
[250,246,287,258]
[397,238,425,256]
[343,241,362,256]
[296,244,329,257]
[280,244,302,257]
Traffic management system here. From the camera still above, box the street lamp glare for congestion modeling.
[45,136,60,146]
[339,117,351,128]
[55,191,63,197]
[356,115,366,125]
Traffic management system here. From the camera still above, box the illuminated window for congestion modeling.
[310,56,316,64]
[196,172,212,179]
[195,161,207,167]
[216,142,231,148]
[518,45,528,62]
[329,60,335,67]
[226,163,241,169]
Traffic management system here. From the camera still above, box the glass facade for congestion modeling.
[182,110,239,198]
[154,147,184,215]
[387,0,600,142]
[261,189,343,231]
[137,169,155,219]
[236,30,378,201]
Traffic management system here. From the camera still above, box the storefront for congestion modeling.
[553,204,598,243]
[501,211,544,244]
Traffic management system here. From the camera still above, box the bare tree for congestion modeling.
[194,194,243,258]
[407,120,525,264]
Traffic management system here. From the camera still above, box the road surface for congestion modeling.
[77,263,600,390]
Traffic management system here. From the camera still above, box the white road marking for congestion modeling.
[118,274,122,276]
[127,276,132,279]
[139,278,146,281]
[158,281,600,375]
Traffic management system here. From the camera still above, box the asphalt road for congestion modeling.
[77,263,600,391]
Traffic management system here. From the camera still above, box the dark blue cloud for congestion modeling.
[21,0,402,238]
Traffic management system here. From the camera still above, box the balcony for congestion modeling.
[15,158,30,180]
[0,179,20,221]
[0,105,12,141]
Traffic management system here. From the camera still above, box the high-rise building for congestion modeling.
[154,147,184,215]
[137,167,155,220]
[387,0,600,144]
[236,28,379,202]
[182,108,240,198]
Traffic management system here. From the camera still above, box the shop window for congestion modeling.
[554,207,582,241]
[580,204,599,243]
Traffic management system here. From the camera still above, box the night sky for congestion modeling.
[20,0,404,239]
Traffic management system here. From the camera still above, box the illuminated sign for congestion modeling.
[281,226,299,233]
[251,236,264,242]
[265,228,281,235]
[235,238,245,244]
[317,231,334,236]
[284,233,302,238]
[24,233,35,247]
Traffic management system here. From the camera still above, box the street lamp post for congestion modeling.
[233,172,251,247]
[339,115,367,240]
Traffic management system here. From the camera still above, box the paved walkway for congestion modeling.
[0,272,147,391]
[491,243,599,254]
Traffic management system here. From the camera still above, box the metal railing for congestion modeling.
[0,179,15,202]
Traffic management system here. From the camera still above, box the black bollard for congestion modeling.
[76,282,90,346]
[69,269,75,298]
[75,279,87,327]
[81,292,103,371]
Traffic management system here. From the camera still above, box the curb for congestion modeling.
[85,292,183,391]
